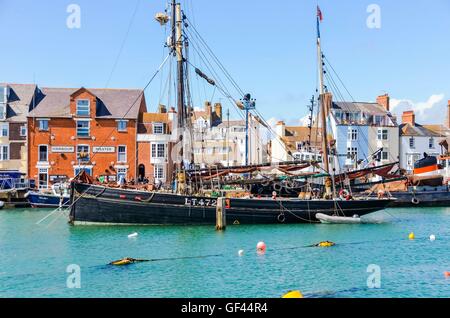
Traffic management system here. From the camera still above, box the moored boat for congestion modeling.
[69,182,392,225]
[68,3,393,226]
[27,183,70,208]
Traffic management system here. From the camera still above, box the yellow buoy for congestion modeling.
[110,258,134,266]
[316,241,335,247]
[282,290,304,298]
[409,232,415,240]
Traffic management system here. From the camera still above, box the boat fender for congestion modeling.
[24,191,30,198]
[411,197,420,205]
[233,220,240,225]
[277,213,286,223]
[225,198,231,209]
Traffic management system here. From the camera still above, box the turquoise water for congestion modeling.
[0,207,449,298]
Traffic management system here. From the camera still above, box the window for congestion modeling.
[347,147,358,160]
[76,120,90,137]
[347,129,358,141]
[429,137,434,149]
[1,124,8,137]
[407,154,421,169]
[74,167,92,177]
[154,165,165,180]
[374,116,384,126]
[20,125,27,137]
[377,129,388,140]
[409,137,415,149]
[0,85,8,103]
[0,105,5,120]
[233,127,245,133]
[117,120,127,132]
[117,168,127,183]
[379,148,389,161]
[153,123,164,134]
[38,168,48,189]
[77,145,90,162]
[0,145,8,161]
[76,100,90,117]
[39,145,48,162]
[151,143,166,158]
[39,120,49,131]
[117,146,127,162]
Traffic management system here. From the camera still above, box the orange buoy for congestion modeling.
[444,271,450,278]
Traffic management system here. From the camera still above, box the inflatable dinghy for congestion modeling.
[316,213,361,224]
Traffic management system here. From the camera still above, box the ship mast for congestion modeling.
[316,6,330,174]
[172,1,186,159]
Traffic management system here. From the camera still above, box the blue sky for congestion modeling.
[1,0,449,125]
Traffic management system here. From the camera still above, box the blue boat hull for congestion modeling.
[27,192,70,208]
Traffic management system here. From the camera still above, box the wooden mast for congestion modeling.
[172,0,188,193]
[317,8,330,174]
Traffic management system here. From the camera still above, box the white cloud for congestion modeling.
[267,117,279,130]
[391,94,446,124]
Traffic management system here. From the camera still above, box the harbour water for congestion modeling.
[0,207,449,298]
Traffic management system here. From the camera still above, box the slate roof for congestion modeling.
[399,123,444,137]
[28,87,145,119]
[332,101,388,116]
[0,83,37,122]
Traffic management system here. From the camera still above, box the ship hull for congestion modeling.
[27,192,71,208]
[388,189,450,207]
[69,182,392,225]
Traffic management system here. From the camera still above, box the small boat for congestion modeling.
[316,213,361,224]
[0,201,4,210]
[26,183,70,208]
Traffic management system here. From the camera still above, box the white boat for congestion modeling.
[316,213,362,224]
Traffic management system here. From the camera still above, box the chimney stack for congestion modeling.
[214,103,222,121]
[402,111,415,126]
[377,94,390,112]
[276,121,286,137]
[158,104,167,114]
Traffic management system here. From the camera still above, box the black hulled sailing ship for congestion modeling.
[69,2,393,225]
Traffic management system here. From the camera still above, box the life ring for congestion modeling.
[411,197,420,205]
[339,189,350,200]
[277,213,286,223]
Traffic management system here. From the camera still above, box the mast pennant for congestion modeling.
[317,6,323,22]
[316,6,323,40]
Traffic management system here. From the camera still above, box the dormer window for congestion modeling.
[76,99,90,117]
[0,85,9,104]
[153,123,164,134]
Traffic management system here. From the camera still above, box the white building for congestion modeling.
[329,94,399,173]
[399,111,446,173]
[192,102,263,167]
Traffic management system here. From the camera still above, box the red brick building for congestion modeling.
[27,87,146,188]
